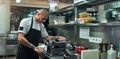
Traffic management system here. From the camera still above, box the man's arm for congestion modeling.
[18,32,35,49]
[18,32,44,54]
[44,36,66,41]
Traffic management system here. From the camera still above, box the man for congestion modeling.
[17,9,66,59]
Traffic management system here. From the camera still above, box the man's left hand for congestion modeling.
[57,36,66,41]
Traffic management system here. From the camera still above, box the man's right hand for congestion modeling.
[34,47,44,54]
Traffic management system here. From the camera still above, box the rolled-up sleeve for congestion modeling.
[18,19,28,34]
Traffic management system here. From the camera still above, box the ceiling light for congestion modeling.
[16,0,21,3]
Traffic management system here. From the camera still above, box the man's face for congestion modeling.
[37,12,48,23]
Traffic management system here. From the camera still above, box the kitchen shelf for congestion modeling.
[49,23,120,27]
[49,24,75,27]
[49,5,74,14]
[74,0,117,8]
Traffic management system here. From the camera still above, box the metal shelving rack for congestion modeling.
[49,0,120,47]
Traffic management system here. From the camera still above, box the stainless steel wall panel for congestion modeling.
[51,24,120,50]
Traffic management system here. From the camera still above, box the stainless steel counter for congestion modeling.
[0,34,18,56]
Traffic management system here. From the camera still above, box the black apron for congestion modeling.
[17,18,41,59]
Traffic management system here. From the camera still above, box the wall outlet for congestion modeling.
[89,37,102,43]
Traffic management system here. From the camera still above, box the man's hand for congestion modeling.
[44,36,66,41]
[57,36,66,41]
[34,47,44,54]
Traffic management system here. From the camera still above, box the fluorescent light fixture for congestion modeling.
[16,0,21,3]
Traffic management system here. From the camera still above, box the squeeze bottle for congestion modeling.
[107,45,116,59]
[118,41,120,59]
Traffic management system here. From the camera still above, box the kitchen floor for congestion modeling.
[0,56,43,59]
[0,56,16,59]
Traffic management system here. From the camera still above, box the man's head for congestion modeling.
[34,9,48,23]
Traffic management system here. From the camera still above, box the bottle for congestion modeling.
[107,45,116,59]
[118,41,120,59]
[117,51,119,59]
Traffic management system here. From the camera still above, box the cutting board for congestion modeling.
[81,49,99,59]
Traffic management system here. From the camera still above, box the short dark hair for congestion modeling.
[37,9,48,15]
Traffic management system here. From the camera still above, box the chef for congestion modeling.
[16,9,66,59]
